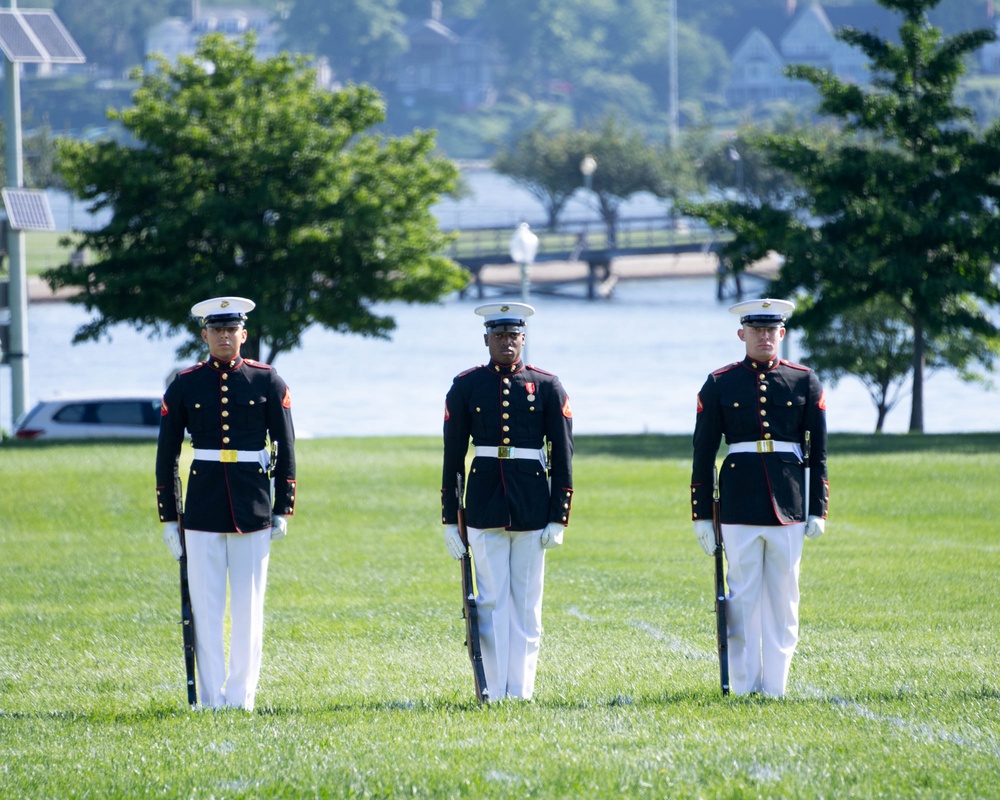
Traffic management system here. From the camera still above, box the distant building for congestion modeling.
[979,20,1000,73]
[394,1,498,111]
[719,3,902,107]
[145,4,281,68]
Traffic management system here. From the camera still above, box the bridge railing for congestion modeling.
[443,215,717,262]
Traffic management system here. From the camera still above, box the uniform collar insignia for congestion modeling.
[745,356,777,371]
[210,356,243,371]
[489,359,524,375]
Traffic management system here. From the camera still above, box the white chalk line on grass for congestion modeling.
[631,620,714,661]
[801,685,1000,759]
[566,606,712,661]
[569,606,999,760]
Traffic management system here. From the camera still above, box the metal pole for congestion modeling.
[4,44,29,422]
[668,0,679,149]
[518,261,529,364]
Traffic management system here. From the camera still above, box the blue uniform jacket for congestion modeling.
[442,359,573,531]
[155,355,296,533]
[691,356,828,526]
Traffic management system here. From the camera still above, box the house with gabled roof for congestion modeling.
[394,1,498,111]
[721,2,901,108]
[145,4,281,69]
[979,21,1000,73]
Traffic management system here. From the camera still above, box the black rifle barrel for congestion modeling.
[712,466,730,696]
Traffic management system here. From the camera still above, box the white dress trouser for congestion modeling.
[721,523,805,697]
[185,528,271,710]
[468,526,546,700]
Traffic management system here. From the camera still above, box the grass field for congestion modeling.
[1,433,997,798]
[16,230,82,277]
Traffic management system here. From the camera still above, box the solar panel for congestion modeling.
[0,10,84,64]
[19,11,84,63]
[1,188,56,231]
[0,11,45,62]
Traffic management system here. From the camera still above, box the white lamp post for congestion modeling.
[728,146,744,196]
[580,154,597,192]
[509,221,539,306]
[579,155,598,247]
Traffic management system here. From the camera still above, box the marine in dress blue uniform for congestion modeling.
[441,302,573,700]
[156,297,296,710]
[691,298,828,697]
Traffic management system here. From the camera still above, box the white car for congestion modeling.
[14,394,163,441]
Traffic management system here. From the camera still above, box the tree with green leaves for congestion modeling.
[697,115,841,208]
[797,294,995,433]
[0,122,60,189]
[492,117,663,242]
[687,0,1000,433]
[492,119,591,230]
[800,296,913,433]
[479,0,725,126]
[577,119,663,248]
[47,34,466,364]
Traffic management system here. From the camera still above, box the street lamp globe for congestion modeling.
[580,155,597,190]
[509,221,539,266]
[509,222,539,306]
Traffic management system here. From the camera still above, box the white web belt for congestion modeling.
[728,440,802,458]
[192,447,270,467]
[474,445,547,466]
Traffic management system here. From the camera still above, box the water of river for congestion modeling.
[2,276,996,437]
[45,163,666,233]
[17,174,997,437]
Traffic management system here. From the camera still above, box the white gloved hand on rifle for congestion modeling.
[444,524,465,560]
[805,516,826,540]
[693,520,716,556]
[270,514,288,541]
[540,522,564,549]
[162,522,182,560]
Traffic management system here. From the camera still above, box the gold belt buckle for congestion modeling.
[756,440,774,453]
[497,446,514,459]
[220,449,238,463]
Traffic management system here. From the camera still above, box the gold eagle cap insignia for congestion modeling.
[221,300,230,308]
[500,305,510,312]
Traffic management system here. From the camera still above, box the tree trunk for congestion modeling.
[875,403,887,433]
[908,317,925,433]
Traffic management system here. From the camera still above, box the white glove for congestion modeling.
[805,516,826,540]
[270,515,288,541]
[540,522,565,549]
[444,525,466,560]
[693,520,716,556]
[162,522,183,561]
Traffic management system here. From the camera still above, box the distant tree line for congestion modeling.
[49,0,996,142]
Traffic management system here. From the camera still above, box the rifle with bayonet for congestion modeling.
[712,465,730,696]
[456,472,489,703]
[174,474,197,707]
[803,430,811,522]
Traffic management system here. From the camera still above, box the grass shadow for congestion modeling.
[0,438,157,451]
[577,434,690,460]
[828,432,1000,456]
[577,432,1000,461]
